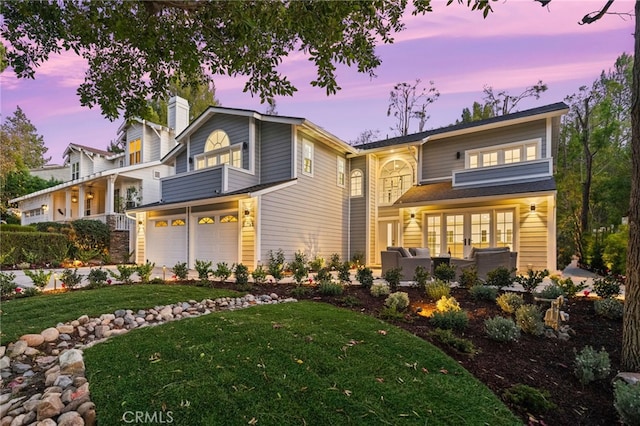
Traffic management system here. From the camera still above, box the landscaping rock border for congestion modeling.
[0,293,296,425]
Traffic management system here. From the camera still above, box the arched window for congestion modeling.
[350,169,363,197]
[195,130,241,169]
[379,160,412,204]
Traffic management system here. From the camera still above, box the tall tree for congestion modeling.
[482,80,548,116]
[142,79,220,126]
[387,79,440,136]
[456,101,494,124]
[0,106,50,177]
[1,1,420,121]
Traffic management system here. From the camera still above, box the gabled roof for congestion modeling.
[356,102,569,151]
[63,143,112,158]
[394,178,556,206]
[162,106,357,163]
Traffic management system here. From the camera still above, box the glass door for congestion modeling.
[445,214,464,258]
[377,219,400,263]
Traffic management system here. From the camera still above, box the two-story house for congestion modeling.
[10,97,190,261]
[130,102,567,273]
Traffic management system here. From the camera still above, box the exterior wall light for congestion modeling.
[530,203,536,212]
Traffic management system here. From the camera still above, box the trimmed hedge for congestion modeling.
[0,232,69,265]
[0,224,37,233]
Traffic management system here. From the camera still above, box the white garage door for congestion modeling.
[193,212,239,265]
[146,217,188,267]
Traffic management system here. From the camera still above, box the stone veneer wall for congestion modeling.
[106,215,131,263]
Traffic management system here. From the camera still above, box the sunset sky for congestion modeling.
[1,0,634,164]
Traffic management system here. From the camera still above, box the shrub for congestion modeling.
[339,295,361,307]
[371,282,391,297]
[290,285,311,298]
[0,271,17,298]
[603,225,629,275]
[574,346,611,385]
[136,261,155,283]
[309,256,324,272]
[70,219,110,252]
[1,232,68,265]
[502,384,556,414]
[430,309,468,331]
[429,328,476,355]
[515,304,544,336]
[60,268,84,289]
[267,249,286,281]
[435,295,460,312]
[515,269,550,293]
[553,276,587,299]
[315,267,332,282]
[469,284,498,301]
[108,264,137,284]
[383,267,402,292]
[172,262,189,280]
[413,265,430,291]
[433,263,456,282]
[337,261,351,284]
[251,264,267,285]
[458,267,479,289]
[484,316,520,342]
[290,250,309,285]
[614,380,640,426]
[425,279,450,301]
[24,269,53,290]
[592,275,622,299]
[496,292,525,314]
[594,298,624,320]
[194,259,213,282]
[379,306,406,321]
[213,262,232,282]
[537,284,565,300]
[355,266,374,289]
[234,263,250,289]
[328,253,341,270]
[87,267,109,288]
[317,280,343,296]
[384,292,410,311]
[486,266,514,289]
[351,251,365,268]
[17,287,39,298]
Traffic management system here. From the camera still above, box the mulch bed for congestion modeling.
[234,281,623,426]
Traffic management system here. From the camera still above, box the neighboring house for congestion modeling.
[129,102,567,273]
[10,97,190,261]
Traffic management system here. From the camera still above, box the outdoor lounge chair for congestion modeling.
[451,247,517,280]
[381,247,432,280]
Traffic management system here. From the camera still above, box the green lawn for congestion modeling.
[85,301,521,425]
[0,284,240,345]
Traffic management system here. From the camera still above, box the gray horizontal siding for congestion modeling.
[226,168,259,192]
[454,159,551,186]
[349,156,368,259]
[176,151,188,174]
[422,120,547,181]
[260,136,348,263]
[190,115,249,158]
[260,122,293,183]
[161,168,223,203]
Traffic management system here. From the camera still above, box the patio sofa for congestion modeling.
[381,247,432,280]
[450,247,518,280]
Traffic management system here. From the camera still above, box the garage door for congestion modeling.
[146,217,188,267]
[193,212,239,265]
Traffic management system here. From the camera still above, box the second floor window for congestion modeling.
[337,157,346,187]
[71,162,79,180]
[302,140,314,175]
[350,169,363,197]
[195,130,241,170]
[467,140,539,169]
[379,160,412,204]
[129,139,141,165]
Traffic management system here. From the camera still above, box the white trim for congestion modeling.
[255,195,262,266]
[350,168,364,197]
[337,156,346,188]
[292,126,298,178]
[547,194,557,272]
[464,138,542,168]
[301,138,314,177]
[546,117,553,159]
[249,118,256,174]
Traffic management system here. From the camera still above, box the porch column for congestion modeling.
[77,186,85,218]
[106,175,115,214]
[65,190,72,220]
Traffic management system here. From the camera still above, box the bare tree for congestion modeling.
[351,129,381,146]
[483,80,548,116]
[387,79,439,136]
